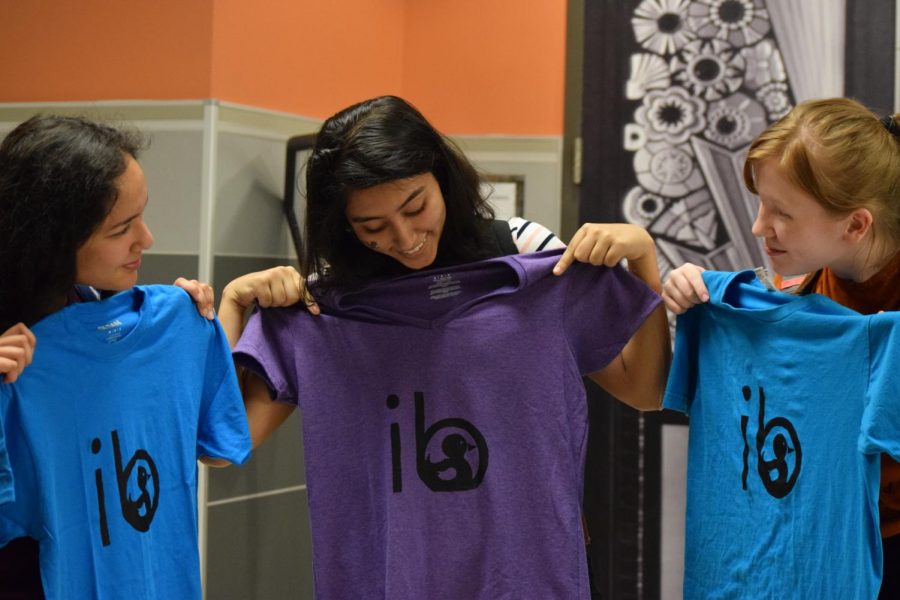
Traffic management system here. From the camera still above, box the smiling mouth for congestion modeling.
[763,242,785,256]
[400,238,426,256]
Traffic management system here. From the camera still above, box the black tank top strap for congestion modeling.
[488,219,518,257]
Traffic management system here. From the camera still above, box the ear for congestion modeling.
[843,208,873,243]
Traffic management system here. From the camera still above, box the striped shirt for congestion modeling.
[507,217,565,254]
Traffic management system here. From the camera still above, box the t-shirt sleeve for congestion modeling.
[859,313,900,460]
[233,308,299,405]
[196,319,252,465]
[662,307,701,414]
[562,262,661,375]
[0,392,40,544]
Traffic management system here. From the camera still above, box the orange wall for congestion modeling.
[0,1,567,135]
[404,0,567,135]
[210,0,405,119]
[0,0,214,101]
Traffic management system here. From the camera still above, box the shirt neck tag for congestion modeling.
[753,266,779,292]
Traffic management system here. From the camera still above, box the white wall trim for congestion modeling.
[0,99,206,109]
[467,151,561,164]
[197,101,219,597]
[217,121,297,143]
[129,120,205,132]
[217,99,319,122]
[207,484,308,508]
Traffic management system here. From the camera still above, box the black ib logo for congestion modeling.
[740,385,802,498]
[91,430,160,546]
[387,391,488,493]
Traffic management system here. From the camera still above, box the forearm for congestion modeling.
[605,303,670,410]
[623,233,662,293]
[244,372,295,448]
[589,236,671,410]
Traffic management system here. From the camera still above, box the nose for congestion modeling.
[134,219,154,251]
[750,203,768,238]
[391,221,418,251]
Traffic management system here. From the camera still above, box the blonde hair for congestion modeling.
[743,97,900,246]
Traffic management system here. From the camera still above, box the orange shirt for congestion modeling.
[805,251,900,538]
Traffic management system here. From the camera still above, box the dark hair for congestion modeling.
[303,95,495,289]
[0,115,147,330]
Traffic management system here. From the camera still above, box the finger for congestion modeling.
[682,269,709,303]
[23,324,36,350]
[302,287,320,315]
[199,283,216,319]
[174,278,216,319]
[604,237,633,267]
[584,236,616,267]
[662,293,690,315]
[553,228,585,275]
[663,274,707,313]
[2,360,20,383]
[254,283,275,308]
[662,277,699,314]
[17,331,34,366]
[7,324,36,356]
[270,276,288,307]
[0,347,25,382]
[283,269,303,306]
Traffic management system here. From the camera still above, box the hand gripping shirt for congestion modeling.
[664,270,900,599]
[0,285,251,600]
[234,249,661,600]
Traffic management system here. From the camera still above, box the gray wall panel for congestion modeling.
[206,490,315,600]
[137,253,199,285]
[215,132,296,259]
[213,256,299,295]
[208,411,305,502]
[140,130,205,255]
[475,158,562,235]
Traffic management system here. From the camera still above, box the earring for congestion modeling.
[366,241,378,249]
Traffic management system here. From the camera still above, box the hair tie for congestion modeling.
[881,114,900,138]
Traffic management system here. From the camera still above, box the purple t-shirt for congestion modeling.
[234,249,660,599]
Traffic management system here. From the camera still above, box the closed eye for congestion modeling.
[404,201,426,217]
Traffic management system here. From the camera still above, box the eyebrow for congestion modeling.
[109,196,149,230]
[348,186,425,223]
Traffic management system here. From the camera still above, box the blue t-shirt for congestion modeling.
[235,249,661,600]
[0,285,107,506]
[0,422,11,505]
[664,270,900,599]
[0,285,251,600]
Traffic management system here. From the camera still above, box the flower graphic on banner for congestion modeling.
[634,140,706,197]
[627,53,672,100]
[672,38,745,101]
[635,87,707,144]
[740,39,787,90]
[756,81,791,120]
[687,0,772,47]
[623,0,796,278]
[632,0,696,55]
[704,92,767,149]
[623,187,668,226]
